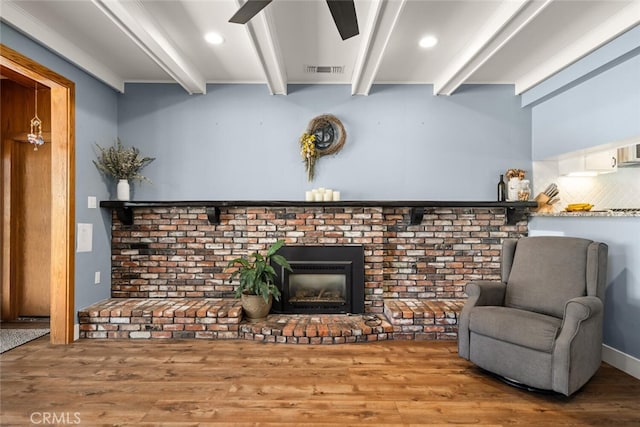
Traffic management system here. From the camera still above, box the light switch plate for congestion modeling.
[77,223,93,253]
[88,196,97,209]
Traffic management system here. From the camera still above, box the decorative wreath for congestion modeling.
[300,114,346,181]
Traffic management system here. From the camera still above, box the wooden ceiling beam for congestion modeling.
[433,0,553,96]
[234,0,287,95]
[515,2,640,95]
[1,1,125,92]
[91,0,206,94]
[351,0,406,96]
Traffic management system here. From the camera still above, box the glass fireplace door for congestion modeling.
[288,273,347,304]
[281,263,351,313]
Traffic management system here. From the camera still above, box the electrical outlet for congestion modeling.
[94,271,101,284]
[88,196,97,209]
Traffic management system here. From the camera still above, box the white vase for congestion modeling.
[507,178,520,201]
[117,179,130,201]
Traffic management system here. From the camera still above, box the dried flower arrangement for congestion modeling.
[505,168,526,180]
[93,139,155,182]
[300,132,317,181]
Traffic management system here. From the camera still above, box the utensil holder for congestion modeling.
[533,193,554,213]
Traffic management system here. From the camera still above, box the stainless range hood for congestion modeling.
[617,144,640,166]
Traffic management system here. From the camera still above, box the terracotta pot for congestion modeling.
[241,293,273,320]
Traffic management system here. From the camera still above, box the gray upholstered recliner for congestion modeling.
[458,236,608,396]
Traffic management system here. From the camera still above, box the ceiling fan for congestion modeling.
[229,0,359,41]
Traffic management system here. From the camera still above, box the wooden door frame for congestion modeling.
[1,44,75,344]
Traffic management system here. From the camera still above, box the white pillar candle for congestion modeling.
[332,191,340,201]
[323,192,333,202]
[305,191,313,201]
[314,192,323,202]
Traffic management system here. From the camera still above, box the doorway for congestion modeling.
[1,44,75,344]
[1,78,52,319]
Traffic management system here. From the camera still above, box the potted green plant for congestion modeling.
[93,138,155,201]
[227,240,292,320]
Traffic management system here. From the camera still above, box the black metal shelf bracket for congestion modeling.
[410,207,425,225]
[506,207,527,225]
[116,207,134,226]
[206,207,221,225]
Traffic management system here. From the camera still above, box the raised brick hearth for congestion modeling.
[79,298,242,339]
[89,204,527,343]
[79,298,458,342]
[384,299,466,340]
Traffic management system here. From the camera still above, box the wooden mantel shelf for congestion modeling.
[100,200,537,226]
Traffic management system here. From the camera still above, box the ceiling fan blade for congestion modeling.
[229,0,273,24]
[326,0,359,40]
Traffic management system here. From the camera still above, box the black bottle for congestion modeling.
[497,174,506,202]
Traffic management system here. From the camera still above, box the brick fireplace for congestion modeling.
[80,202,531,341]
[109,204,525,300]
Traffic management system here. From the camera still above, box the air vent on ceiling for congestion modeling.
[304,65,345,74]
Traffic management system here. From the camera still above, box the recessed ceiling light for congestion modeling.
[204,32,224,45]
[419,35,438,49]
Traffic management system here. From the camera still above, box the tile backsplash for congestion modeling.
[533,162,640,210]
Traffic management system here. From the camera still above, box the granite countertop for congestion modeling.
[531,210,640,218]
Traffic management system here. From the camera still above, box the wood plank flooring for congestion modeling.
[1,338,639,426]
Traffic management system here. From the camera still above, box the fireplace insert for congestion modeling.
[272,246,365,314]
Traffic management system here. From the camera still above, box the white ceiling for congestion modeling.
[2,0,639,95]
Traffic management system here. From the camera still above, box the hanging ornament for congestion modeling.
[27,83,45,151]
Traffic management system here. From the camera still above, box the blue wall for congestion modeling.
[1,23,118,319]
[118,84,532,200]
[531,25,640,160]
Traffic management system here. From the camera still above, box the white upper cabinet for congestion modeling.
[585,150,618,172]
[558,149,618,176]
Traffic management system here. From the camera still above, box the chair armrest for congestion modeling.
[562,296,603,327]
[552,296,604,395]
[556,296,603,344]
[458,281,506,359]
[465,281,507,307]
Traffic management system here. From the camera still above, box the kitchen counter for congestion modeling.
[531,210,640,217]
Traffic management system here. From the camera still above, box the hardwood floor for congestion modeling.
[1,338,639,426]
